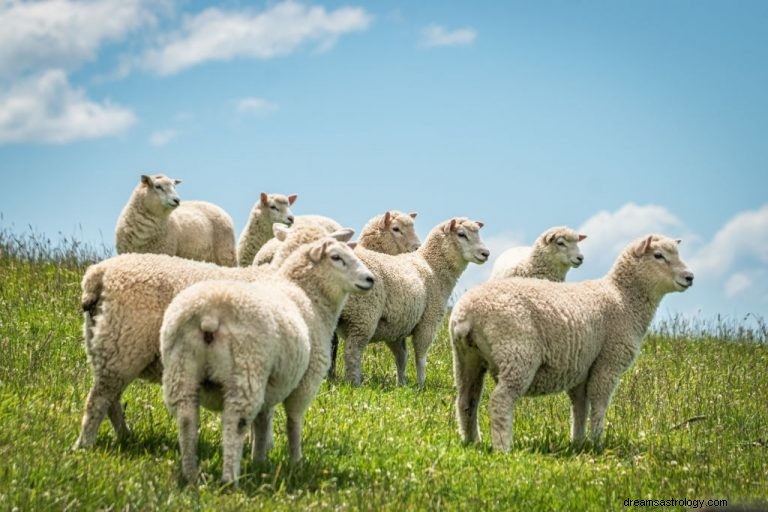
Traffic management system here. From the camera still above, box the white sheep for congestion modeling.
[115,174,237,266]
[450,234,694,452]
[236,192,297,266]
[357,211,421,255]
[336,218,489,387]
[161,238,374,485]
[489,226,586,282]
[73,229,355,449]
[253,215,343,266]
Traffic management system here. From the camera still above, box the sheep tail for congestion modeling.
[81,264,106,317]
[200,314,220,345]
[450,309,474,348]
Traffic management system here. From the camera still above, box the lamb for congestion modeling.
[161,238,374,485]
[449,234,694,452]
[72,229,355,449]
[253,215,343,266]
[236,192,297,265]
[336,218,489,387]
[357,211,421,254]
[489,226,586,282]
[115,174,237,266]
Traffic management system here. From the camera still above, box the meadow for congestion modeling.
[0,229,766,511]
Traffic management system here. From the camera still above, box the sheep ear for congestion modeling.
[545,232,557,244]
[273,224,291,241]
[634,235,654,258]
[578,234,587,242]
[309,239,333,263]
[140,175,152,186]
[288,194,298,205]
[174,179,182,185]
[443,219,457,234]
[330,228,355,242]
[379,211,392,230]
[409,212,418,219]
[475,221,484,229]
[347,242,358,250]
[260,192,269,206]
[676,239,682,245]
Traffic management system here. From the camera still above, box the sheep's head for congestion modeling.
[140,174,181,212]
[259,192,297,226]
[442,218,490,265]
[307,238,375,293]
[270,223,355,268]
[628,234,694,294]
[379,211,421,253]
[539,227,586,269]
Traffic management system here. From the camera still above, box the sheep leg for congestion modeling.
[250,407,274,462]
[73,378,127,449]
[385,338,409,385]
[567,381,589,446]
[327,333,340,380]
[412,338,431,388]
[107,400,130,441]
[488,357,538,452]
[453,347,486,444]
[220,407,251,486]
[175,399,200,484]
[343,336,367,386]
[586,365,622,450]
[286,412,305,463]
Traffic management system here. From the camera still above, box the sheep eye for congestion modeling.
[154,185,162,191]
[392,226,401,233]
[330,254,345,265]
[270,205,278,211]
[654,252,666,261]
[457,231,467,239]
[557,240,566,246]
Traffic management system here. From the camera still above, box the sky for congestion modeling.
[0,0,766,323]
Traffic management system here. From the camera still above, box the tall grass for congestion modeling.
[0,228,766,510]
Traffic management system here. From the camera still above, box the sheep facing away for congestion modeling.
[336,218,489,387]
[73,228,355,449]
[357,211,421,254]
[490,226,586,282]
[161,239,374,485]
[450,234,694,452]
[115,174,237,266]
[236,192,297,266]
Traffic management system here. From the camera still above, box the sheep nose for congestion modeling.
[172,198,180,206]
[683,272,694,285]
[576,255,584,263]
[287,215,295,224]
[480,249,490,259]
[365,275,375,285]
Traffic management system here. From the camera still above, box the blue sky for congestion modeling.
[1,0,766,322]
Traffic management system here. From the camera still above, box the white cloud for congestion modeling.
[689,204,768,276]
[149,129,177,147]
[420,24,477,48]
[454,231,524,300]
[577,203,687,270]
[724,273,752,298]
[236,97,278,115]
[143,1,372,76]
[0,0,159,78]
[0,70,136,144]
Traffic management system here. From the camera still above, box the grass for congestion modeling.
[0,229,766,510]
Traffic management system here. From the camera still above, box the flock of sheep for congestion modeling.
[73,174,694,486]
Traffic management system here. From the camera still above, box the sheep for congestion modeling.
[236,192,297,266]
[115,174,237,266]
[161,238,375,485]
[449,234,694,452]
[253,215,343,266]
[357,211,421,255]
[489,226,586,282]
[336,218,489,387]
[72,229,354,450]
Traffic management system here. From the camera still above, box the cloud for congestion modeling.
[0,0,159,78]
[420,24,476,48]
[236,97,278,115]
[0,70,136,144]
[724,273,752,298]
[689,204,768,276]
[149,129,177,146]
[143,1,372,75]
[454,230,524,301]
[577,203,687,270]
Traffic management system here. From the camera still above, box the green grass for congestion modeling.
[0,231,766,510]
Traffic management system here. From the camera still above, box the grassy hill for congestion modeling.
[0,231,766,510]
